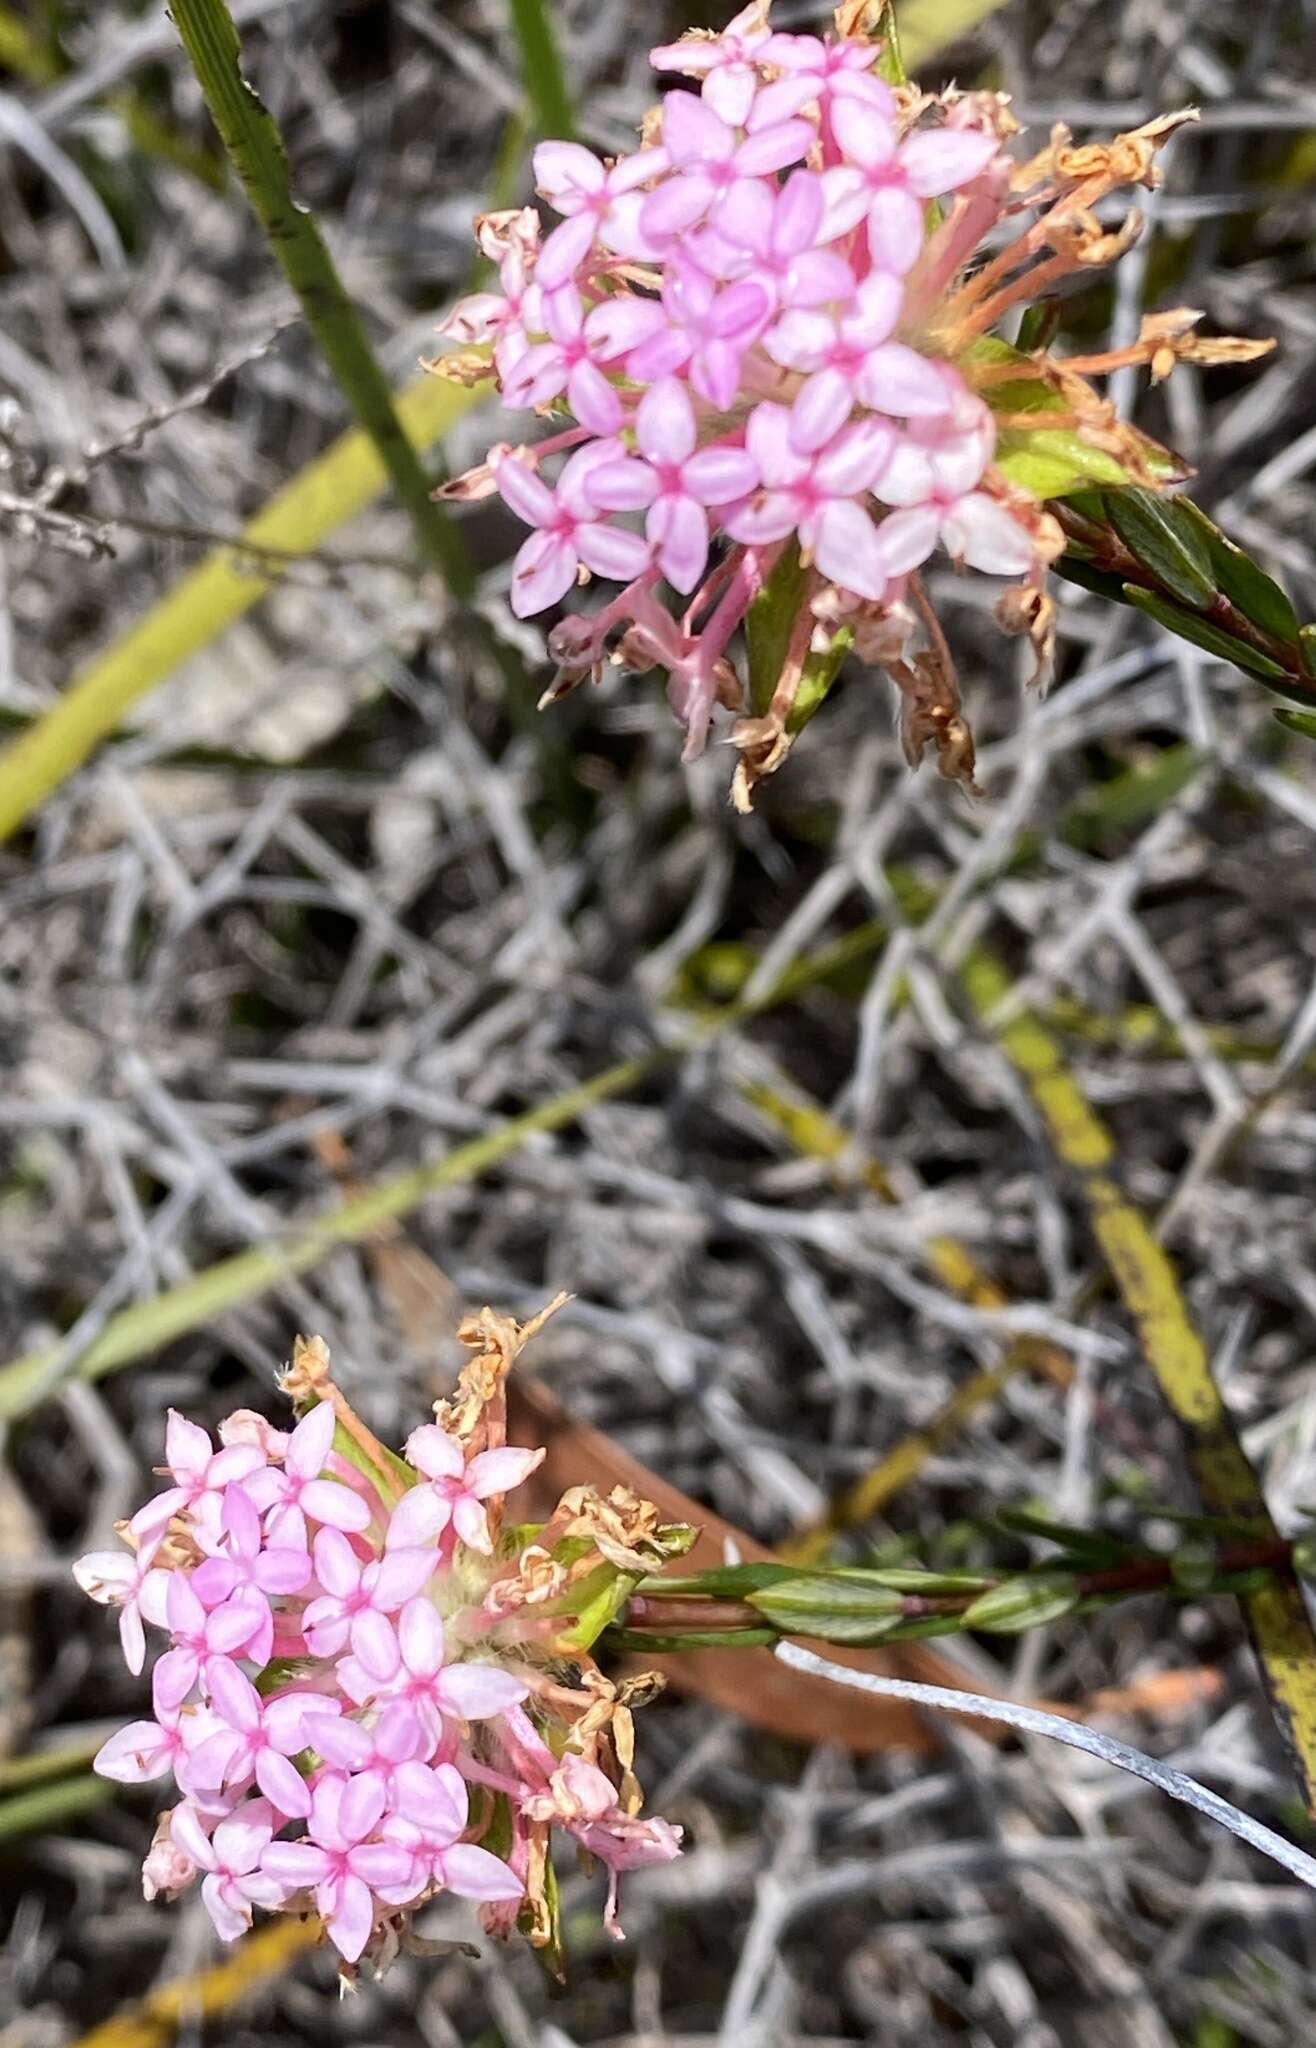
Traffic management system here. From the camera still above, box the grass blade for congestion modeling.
[0,371,479,844]
[69,1920,320,2048]
[170,0,471,592]
[508,0,575,139]
[961,948,1316,1812]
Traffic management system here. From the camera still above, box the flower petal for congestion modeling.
[437,1661,530,1720]
[810,497,891,603]
[575,521,652,583]
[438,1843,526,1902]
[899,128,999,200]
[511,531,579,618]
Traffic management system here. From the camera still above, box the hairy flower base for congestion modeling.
[434,0,1267,807]
[75,1301,685,1982]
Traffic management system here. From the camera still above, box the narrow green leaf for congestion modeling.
[1104,489,1217,611]
[1176,499,1301,644]
[745,541,852,730]
[1053,555,1130,602]
[961,1571,1081,1634]
[858,1567,995,1593]
[747,1571,906,1643]
[1122,585,1289,679]
[508,0,574,140]
[1301,624,1316,680]
[170,0,471,592]
[606,1626,780,1651]
[1170,1540,1218,1594]
[994,1508,1135,1559]
[1276,708,1316,742]
[872,1,907,84]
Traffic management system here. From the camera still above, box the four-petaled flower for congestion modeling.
[726,403,896,601]
[129,1410,265,1543]
[494,443,652,620]
[532,140,670,290]
[72,1535,169,1677]
[378,1762,526,1906]
[396,1428,545,1554]
[766,272,952,450]
[192,1483,313,1618]
[820,101,1000,275]
[171,1800,289,1945]
[640,90,814,240]
[155,1575,267,1711]
[302,1526,436,1678]
[260,1774,415,1964]
[337,1596,528,1742]
[241,1401,372,1551]
[588,377,760,594]
[875,390,1035,577]
[188,1657,332,1818]
[651,2,772,127]
[500,282,654,436]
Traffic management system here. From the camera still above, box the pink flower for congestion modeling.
[190,1485,313,1616]
[72,1535,169,1677]
[261,1774,415,1964]
[397,1427,545,1554]
[494,444,652,619]
[532,141,670,290]
[587,378,759,593]
[623,256,771,410]
[301,1526,435,1678]
[758,30,896,120]
[92,1663,219,1804]
[696,169,858,311]
[187,1658,329,1819]
[821,102,1000,275]
[640,91,813,239]
[129,1411,265,1543]
[500,283,654,436]
[651,3,772,127]
[241,1402,372,1550]
[437,209,543,379]
[302,1702,427,1808]
[337,1597,528,1740]
[379,1763,524,1906]
[141,1808,199,1902]
[766,272,952,449]
[725,403,896,601]
[172,1800,288,1945]
[154,1574,271,1710]
[874,392,1036,577]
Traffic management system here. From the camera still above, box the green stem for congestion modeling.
[170,0,472,594]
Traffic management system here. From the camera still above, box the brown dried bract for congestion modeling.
[431,1292,570,1452]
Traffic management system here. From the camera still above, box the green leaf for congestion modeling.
[994,1508,1136,1559]
[1121,585,1290,680]
[1301,624,1316,680]
[1104,489,1217,612]
[606,1626,779,1651]
[961,1571,1082,1634]
[745,541,852,730]
[1054,555,1131,602]
[1276,708,1316,742]
[995,424,1131,498]
[1176,500,1301,643]
[747,1570,906,1643]
[872,1,906,84]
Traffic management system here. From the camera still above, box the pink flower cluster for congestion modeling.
[75,1330,682,1977]
[439,1,1037,757]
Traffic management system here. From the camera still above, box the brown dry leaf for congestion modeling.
[509,1375,1001,1755]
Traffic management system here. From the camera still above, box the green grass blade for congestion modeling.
[170,0,471,593]
[508,0,575,139]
